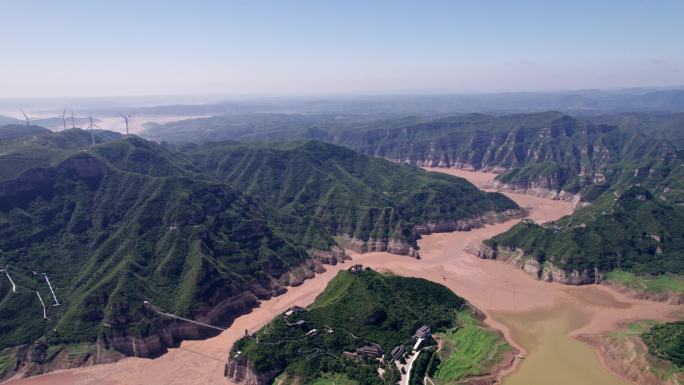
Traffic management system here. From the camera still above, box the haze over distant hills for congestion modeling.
[3,87,684,122]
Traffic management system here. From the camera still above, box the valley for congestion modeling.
[3,3,683,385]
[4,169,679,385]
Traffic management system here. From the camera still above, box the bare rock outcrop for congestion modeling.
[489,180,579,203]
[337,234,420,258]
[579,332,684,385]
[476,244,601,285]
[225,357,281,385]
[414,209,525,235]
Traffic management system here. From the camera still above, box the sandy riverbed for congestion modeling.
[4,168,681,385]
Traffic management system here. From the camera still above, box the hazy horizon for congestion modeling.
[2,0,684,98]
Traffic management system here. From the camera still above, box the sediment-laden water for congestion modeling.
[4,169,680,385]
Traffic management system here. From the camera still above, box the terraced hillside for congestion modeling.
[0,128,518,379]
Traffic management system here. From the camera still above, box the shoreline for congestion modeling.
[3,168,681,385]
[577,322,684,385]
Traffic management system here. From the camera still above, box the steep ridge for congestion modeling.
[0,127,124,182]
[185,140,521,257]
[589,112,684,150]
[0,139,321,366]
[142,112,684,203]
[0,132,519,379]
[480,186,684,285]
[332,112,683,203]
[0,124,52,140]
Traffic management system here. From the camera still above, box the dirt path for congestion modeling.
[4,168,681,385]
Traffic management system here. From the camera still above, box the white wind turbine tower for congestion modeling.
[20,108,36,129]
[70,110,76,129]
[87,112,101,146]
[61,107,68,132]
[119,112,134,136]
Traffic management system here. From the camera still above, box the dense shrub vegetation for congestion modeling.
[233,268,505,385]
[643,321,684,368]
[186,140,517,250]
[0,127,513,359]
[486,186,684,275]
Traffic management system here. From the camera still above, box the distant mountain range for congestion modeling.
[0,115,21,126]
[104,88,684,117]
[151,111,684,203]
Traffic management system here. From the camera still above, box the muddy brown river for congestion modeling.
[4,169,681,385]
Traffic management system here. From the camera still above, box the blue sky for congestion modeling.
[1,0,683,97]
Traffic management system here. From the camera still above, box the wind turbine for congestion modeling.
[19,108,35,129]
[87,112,101,146]
[70,110,76,129]
[61,107,68,132]
[119,112,134,136]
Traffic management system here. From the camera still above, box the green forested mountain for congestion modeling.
[0,129,516,374]
[589,112,684,150]
[0,124,51,140]
[229,268,510,385]
[0,127,124,182]
[144,111,684,290]
[185,140,518,255]
[331,112,684,203]
[482,186,684,283]
[0,136,314,359]
[143,112,684,203]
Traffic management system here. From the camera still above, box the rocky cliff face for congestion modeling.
[414,209,525,234]
[337,234,420,258]
[103,255,352,360]
[3,339,125,380]
[489,180,579,202]
[363,113,682,202]
[225,357,281,385]
[105,291,260,357]
[0,257,346,383]
[476,244,601,285]
[338,209,524,259]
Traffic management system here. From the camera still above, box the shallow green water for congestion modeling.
[496,306,632,385]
